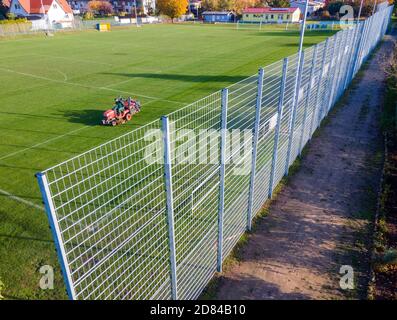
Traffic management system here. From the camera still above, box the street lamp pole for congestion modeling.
[373,0,378,15]
[297,0,309,62]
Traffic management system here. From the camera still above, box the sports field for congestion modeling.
[0,23,332,299]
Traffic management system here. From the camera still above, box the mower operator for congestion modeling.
[113,98,125,116]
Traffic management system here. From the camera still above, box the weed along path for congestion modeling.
[213,35,396,300]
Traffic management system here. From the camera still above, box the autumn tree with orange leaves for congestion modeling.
[87,0,113,15]
[157,0,189,22]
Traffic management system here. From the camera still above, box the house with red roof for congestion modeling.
[9,0,73,26]
[2,0,11,9]
[242,7,301,23]
[1,0,11,18]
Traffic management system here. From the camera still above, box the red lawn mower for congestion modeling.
[102,97,141,126]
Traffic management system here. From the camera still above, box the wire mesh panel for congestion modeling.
[167,92,222,300]
[252,60,284,216]
[37,6,393,300]
[222,75,258,257]
[40,120,173,300]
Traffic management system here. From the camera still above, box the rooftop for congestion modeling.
[243,7,299,14]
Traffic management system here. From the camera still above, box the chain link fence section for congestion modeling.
[36,6,393,300]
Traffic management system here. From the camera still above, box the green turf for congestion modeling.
[0,23,332,299]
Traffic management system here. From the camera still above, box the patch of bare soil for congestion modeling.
[214,36,396,300]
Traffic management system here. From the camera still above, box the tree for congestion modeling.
[266,0,290,8]
[232,0,257,14]
[201,0,219,11]
[325,0,380,18]
[218,0,234,11]
[0,1,8,19]
[157,0,188,22]
[326,1,344,16]
[87,0,113,16]
[321,10,331,20]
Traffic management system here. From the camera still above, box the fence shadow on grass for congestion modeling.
[101,72,248,84]
[0,234,52,244]
[253,31,335,38]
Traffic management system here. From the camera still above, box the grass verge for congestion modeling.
[369,38,397,300]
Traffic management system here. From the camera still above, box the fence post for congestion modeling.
[285,50,305,176]
[355,19,370,76]
[36,172,76,300]
[362,14,374,63]
[347,25,358,85]
[334,29,349,102]
[247,68,264,231]
[309,38,330,138]
[318,35,339,124]
[330,31,345,106]
[217,88,228,272]
[268,58,288,198]
[355,20,368,76]
[326,31,343,114]
[343,26,359,91]
[161,116,178,300]
[340,27,355,93]
[351,21,366,82]
[298,46,318,156]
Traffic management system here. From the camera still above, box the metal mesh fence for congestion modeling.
[36,6,393,300]
[0,17,158,37]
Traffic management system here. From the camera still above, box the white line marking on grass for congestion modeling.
[0,53,35,60]
[0,126,88,162]
[0,188,45,212]
[56,69,68,81]
[32,54,114,67]
[0,67,185,105]
[0,188,87,228]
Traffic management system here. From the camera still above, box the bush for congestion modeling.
[382,249,397,265]
[0,18,29,24]
[6,12,16,20]
[327,1,344,16]
[0,278,4,300]
[83,11,94,20]
[321,10,331,20]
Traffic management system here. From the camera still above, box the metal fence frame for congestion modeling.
[36,6,393,300]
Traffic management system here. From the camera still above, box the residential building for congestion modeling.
[68,0,155,15]
[9,0,74,25]
[290,1,324,16]
[1,0,11,10]
[242,7,301,23]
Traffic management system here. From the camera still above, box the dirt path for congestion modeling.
[215,35,395,300]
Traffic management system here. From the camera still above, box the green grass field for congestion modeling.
[0,23,332,299]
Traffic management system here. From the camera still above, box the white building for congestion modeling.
[9,0,74,27]
[290,1,324,16]
[242,7,301,23]
[68,0,156,15]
